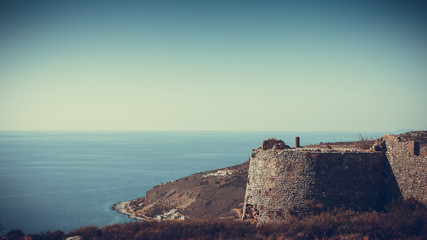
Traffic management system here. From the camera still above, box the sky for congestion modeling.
[0,0,426,131]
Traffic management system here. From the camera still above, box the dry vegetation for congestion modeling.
[356,133,375,150]
[3,199,426,240]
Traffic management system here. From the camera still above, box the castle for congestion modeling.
[242,133,427,223]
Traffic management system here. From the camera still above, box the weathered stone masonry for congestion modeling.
[384,134,427,205]
[242,134,426,223]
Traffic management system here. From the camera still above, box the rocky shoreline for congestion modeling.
[112,201,147,221]
[113,200,188,221]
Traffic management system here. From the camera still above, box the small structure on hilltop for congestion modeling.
[242,133,427,223]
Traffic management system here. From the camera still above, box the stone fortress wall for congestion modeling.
[242,133,427,223]
[384,134,427,204]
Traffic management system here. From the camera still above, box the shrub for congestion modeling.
[4,199,426,240]
[5,230,25,240]
[29,230,64,240]
[357,133,374,150]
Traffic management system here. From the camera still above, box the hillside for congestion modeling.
[114,161,248,220]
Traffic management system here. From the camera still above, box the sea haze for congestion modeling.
[0,131,385,233]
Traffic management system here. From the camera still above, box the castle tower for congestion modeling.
[242,139,401,223]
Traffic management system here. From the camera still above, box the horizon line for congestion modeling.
[0,129,418,133]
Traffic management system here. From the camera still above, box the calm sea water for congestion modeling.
[0,131,385,234]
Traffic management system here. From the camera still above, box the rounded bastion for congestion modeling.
[242,139,401,223]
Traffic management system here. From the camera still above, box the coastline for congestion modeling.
[112,201,147,221]
[111,160,250,222]
[112,200,188,221]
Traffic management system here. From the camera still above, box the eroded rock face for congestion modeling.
[262,138,290,150]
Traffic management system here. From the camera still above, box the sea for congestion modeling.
[0,131,386,234]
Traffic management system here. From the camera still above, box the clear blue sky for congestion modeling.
[0,0,426,131]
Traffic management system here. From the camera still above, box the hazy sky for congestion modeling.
[1,0,426,131]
